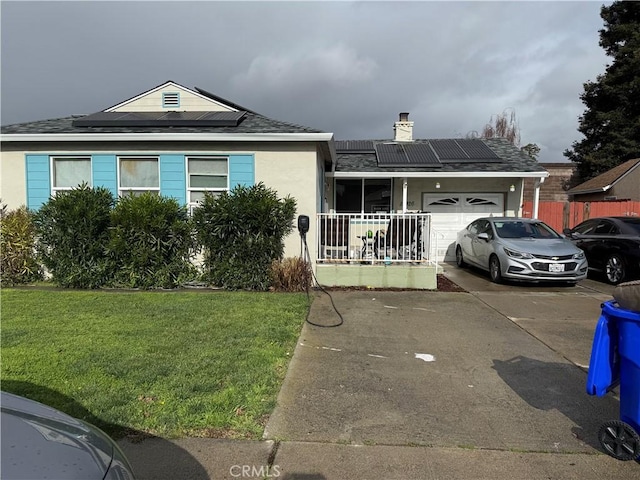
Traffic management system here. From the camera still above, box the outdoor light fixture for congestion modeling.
[509,184,515,192]
[435,182,441,189]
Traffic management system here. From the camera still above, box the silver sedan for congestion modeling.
[1,391,136,480]
[455,217,588,284]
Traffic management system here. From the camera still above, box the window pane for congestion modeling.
[335,179,362,213]
[189,158,227,175]
[53,158,91,188]
[121,190,159,197]
[190,175,227,188]
[364,179,391,213]
[190,191,223,203]
[120,158,158,188]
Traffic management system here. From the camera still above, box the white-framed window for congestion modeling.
[187,156,228,209]
[335,178,392,213]
[118,156,160,197]
[51,156,92,196]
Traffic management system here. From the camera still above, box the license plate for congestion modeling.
[549,263,565,272]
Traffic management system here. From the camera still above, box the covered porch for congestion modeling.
[314,212,438,290]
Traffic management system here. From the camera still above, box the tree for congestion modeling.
[520,143,541,160]
[470,109,540,159]
[481,109,521,146]
[564,2,640,181]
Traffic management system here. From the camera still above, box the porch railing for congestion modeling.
[316,212,432,264]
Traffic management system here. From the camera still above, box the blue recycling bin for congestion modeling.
[586,300,640,461]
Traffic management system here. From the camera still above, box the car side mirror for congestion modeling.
[477,232,489,241]
[563,228,577,239]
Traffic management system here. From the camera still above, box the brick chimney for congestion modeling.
[393,112,413,142]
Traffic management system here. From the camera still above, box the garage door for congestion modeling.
[423,193,504,262]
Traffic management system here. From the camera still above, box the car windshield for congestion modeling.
[620,218,640,235]
[494,221,560,239]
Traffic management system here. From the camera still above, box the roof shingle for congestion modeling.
[335,137,546,174]
[568,158,640,194]
[1,111,325,135]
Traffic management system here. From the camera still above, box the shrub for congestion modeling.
[270,257,313,292]
[33,185,114,288]
[193,183,296,290]
[0,205,43,285]
[108,193,196,289]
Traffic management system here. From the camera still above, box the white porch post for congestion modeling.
[533,176,545,219]
[402,178,408,213]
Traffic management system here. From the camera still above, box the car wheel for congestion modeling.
[605,254,626,284]
[489,255,502,284]
[455,246,466,268]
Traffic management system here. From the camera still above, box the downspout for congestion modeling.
[533,177,545,219]
[402,178,408,213]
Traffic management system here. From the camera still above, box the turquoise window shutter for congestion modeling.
[229,154,255,189]
[160,154,186,204]
[25,155,50,210]
[92,155,117,198]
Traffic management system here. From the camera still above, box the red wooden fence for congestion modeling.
[522,200,640,232]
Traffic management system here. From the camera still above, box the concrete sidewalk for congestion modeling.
[119,276,639,479]
[119,436,636,480]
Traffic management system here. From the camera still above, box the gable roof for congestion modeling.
[0,112,325,136]
[1,80,326,137]
[103,80,240,112]
[567,158,640,195]
[332,137,548,177]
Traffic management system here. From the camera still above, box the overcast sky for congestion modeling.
[1,1,610,162]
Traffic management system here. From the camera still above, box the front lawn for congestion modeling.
[1,289,308,439]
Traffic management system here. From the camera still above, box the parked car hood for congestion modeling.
[1,391,113,480]
[500,238,581,256]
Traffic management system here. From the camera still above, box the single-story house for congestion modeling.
[0,81,334,269]
[1,81,549,288]
[567,158,640,202]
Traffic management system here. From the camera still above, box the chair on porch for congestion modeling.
[374,216,423,261]
[319,217,350,260]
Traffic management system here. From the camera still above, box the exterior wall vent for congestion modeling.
[162,92,180,109]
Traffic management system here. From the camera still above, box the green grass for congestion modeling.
[1,288,308,439]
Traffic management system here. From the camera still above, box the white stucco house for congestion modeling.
[0,81,548,289]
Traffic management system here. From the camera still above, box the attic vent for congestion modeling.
[162,92,180,108]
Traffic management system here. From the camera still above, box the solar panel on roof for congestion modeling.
[335,140,375,152]
[430,140,468,160]
[456,139,500,159]
[403,143,441,165]
[375,143,408,165]
[72,111,246,127]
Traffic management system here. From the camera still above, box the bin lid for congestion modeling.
[602,300,640,322]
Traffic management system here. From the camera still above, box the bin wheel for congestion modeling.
[598,420,640,461]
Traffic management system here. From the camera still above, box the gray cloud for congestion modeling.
[1,1,610,162]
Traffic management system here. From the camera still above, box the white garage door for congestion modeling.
[423,193,504,262]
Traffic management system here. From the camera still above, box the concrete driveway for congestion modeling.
[262,265,637,477]
[442,262,615,370]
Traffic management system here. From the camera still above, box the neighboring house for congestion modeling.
[1,82,549,287]
[0,81,334,263]
[567,158,640,202]
[523,163,575,203]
